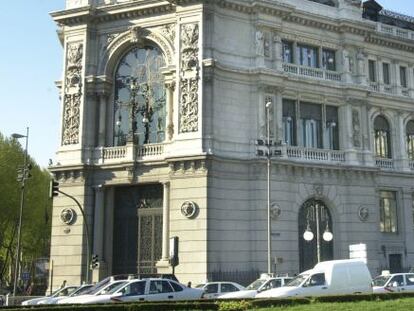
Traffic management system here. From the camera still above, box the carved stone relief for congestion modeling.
[264,32,271,58]
[179,23,199,133]
[160,24,176,46]
[352,108,361,148]
[62,42,83,145]
[255,29,264,56]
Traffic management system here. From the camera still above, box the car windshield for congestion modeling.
[286,274,309,287]
[87,277,112,295]
[70,285,94,296]
[108,282,129,294]
[99,281,128,295]
[373,275,391,287]
[246,279,266,290]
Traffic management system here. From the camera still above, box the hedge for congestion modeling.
[3,293,414,311]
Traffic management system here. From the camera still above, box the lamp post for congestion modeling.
[118,77,155,145]
[303,203,333,263]
[265,101,272,274]
[11,127,29,296]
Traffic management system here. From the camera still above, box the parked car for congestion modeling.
[197,282,245,299]
[57,279,130,304]
[37,284,94,305]
[373,272,414,293]
[22,286,79,306]
[218,274,293,299]
[66,278,204,304]
[256,259,372,299]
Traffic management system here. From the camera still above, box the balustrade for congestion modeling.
[375,158,394,169]
[286,146,345,163]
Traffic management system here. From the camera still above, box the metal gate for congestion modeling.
[112,184,163,275]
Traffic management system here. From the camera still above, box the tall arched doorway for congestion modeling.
[112,184,163,275]
[298,199,334,272]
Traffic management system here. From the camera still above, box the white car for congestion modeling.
[70,278,204,304]
[22,286,79,306]
[373,273,414,293]
[218,275,293,299]
[197,282,245,299]
[37,284,94,305]
[57,280,129,304]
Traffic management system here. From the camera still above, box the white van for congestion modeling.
[256,259,372,298]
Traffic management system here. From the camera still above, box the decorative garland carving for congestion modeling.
[179,77,199,133]
[160,24,176,46]
[179,23,199,133]
[180,23,199,72]
[352,109,361,148]
[62,42,83,145]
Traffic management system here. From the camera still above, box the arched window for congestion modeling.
[113,46,166,146]
[374,115,391,158]
[407,120,414,160]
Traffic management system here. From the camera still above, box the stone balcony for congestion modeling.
[93,143,165,165]
[377,23,414,41]
[285,146,345,163]
[282,63,342,82]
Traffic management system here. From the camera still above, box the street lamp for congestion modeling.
[303,203,333,263]
[265,101,272,274]
[11,127,29,296]
[116,77,156,145]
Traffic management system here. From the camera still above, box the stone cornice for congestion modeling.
[365,34,414,53]
[51,1,175,26]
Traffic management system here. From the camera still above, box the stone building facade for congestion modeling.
[49,0,414,288]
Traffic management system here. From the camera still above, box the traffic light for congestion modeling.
[16,164,33,183]
[49,180,60,198]
[91,254,99,269]
[17,166,25,182]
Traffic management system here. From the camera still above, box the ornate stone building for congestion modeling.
[49,0,414,288]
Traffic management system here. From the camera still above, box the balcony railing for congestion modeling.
[377,23,414,41]
[375,158,394,169]
[94,143,165,164]
[286,146,345,162]
[282,63,342,82]
[136,143,164,157]
[369,82,380,92]
[103,146,127,160]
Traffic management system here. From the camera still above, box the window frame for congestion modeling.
[368,59,377,82]
[374,115,392,159]
[400,66,408,88]
[382,63,390,85]
[379,190,398,234]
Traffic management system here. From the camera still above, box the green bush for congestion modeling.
[251,298,310,308]
[217,300,252,311]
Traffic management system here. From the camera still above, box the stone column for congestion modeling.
[378,58,384,92]
[396,113,410,171]
[342,103,358,165]
[258,86,266,139]
[408,64,414,98]
[361,105,374,166]
[92,185,107,282]
[97,93,108,146]
[255,29,265,68]
[273,34,283,71]
[356,49,367,86]
[393,61,402,96]
[156,182,171,271]
[162,182,170,260]
[165,81,176,141]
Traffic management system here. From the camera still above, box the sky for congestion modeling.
[0,0,413,168]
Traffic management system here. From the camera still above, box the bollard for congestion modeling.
[6,293,9,306]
